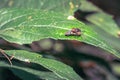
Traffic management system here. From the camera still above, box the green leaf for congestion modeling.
[0,8,120,57]
[79,0,120,52]
[0,0,80,14]
[0,62,61,80]
[80,0,120,37]
[80,0,99,11]
[87,12,120,37]
[87,13,120,51]
[5,50,82,80]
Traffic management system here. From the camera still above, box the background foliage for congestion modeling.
[0,0,120,80]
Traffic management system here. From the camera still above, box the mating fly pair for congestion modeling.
[65,28,81,36]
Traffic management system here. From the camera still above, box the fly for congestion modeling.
[65,28,81,36]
